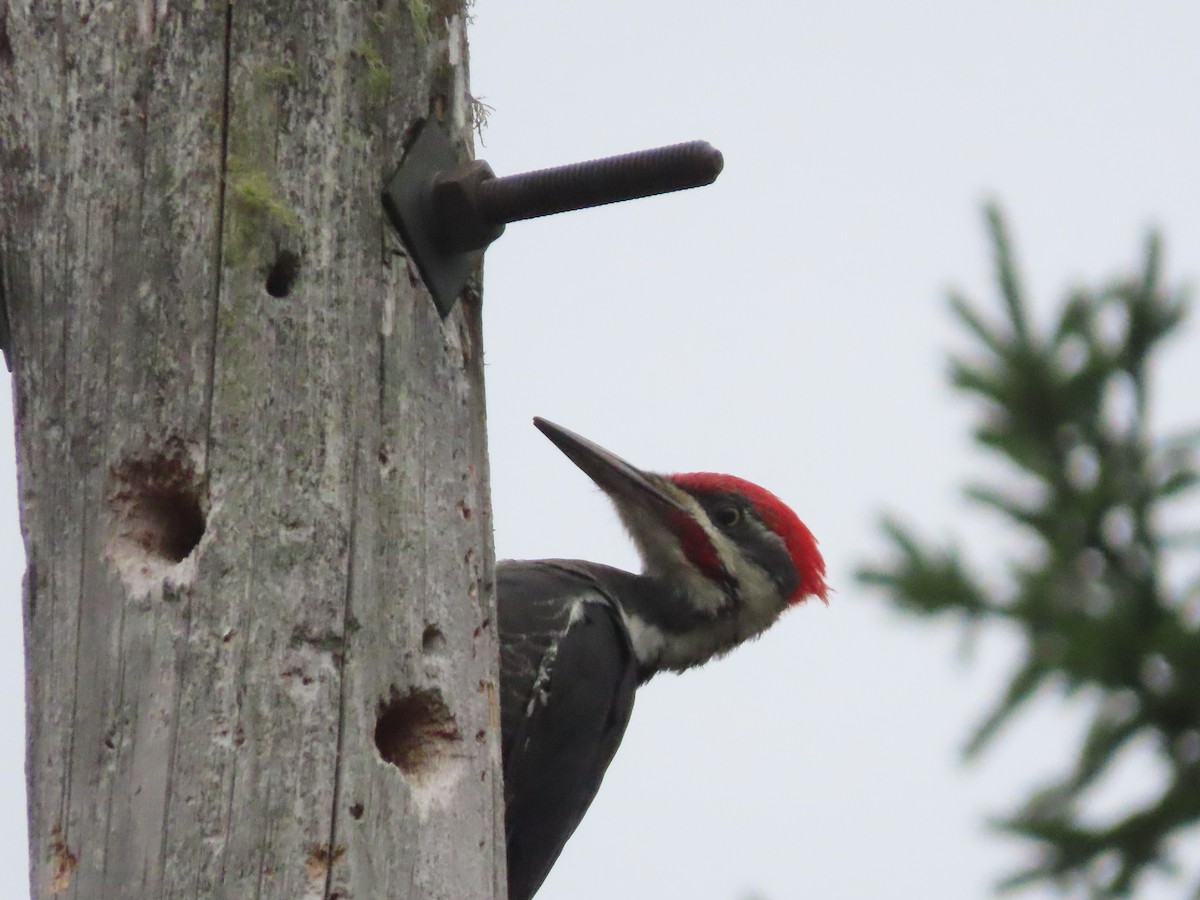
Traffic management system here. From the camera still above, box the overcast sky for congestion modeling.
[3,2,1200,898]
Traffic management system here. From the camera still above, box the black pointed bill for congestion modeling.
[533,417,738,599]
[533,418,691,516]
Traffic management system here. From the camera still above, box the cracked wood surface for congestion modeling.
[0,2,504,897]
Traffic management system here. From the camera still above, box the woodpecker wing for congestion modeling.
[498,560,640,900]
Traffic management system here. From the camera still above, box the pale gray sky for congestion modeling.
[470,3,1200,898]
[3,2,1200,898]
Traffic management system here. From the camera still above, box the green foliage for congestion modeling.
[225,156,301,249]
[406,0,432,37]
[857,204,1200,896]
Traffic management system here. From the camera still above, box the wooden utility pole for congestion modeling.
[0,2,503,897]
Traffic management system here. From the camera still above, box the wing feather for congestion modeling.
[497,561,638,900]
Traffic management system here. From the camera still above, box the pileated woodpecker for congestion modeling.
[499,418,828,900]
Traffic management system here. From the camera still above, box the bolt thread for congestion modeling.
[476,141,724,225]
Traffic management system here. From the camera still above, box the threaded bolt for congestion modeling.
[476,141,724,226]
[383,121,725,315]
[427,141,724,253]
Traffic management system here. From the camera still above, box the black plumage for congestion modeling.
[495,420,827,899]
[498,561,640,900]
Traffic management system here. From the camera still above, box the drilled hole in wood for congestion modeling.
[422,624,446,655]
[110,466,204,563]
[108,450,206,567]
[108,448,206,595]
[374,687,460,781]
[265,250,300,297]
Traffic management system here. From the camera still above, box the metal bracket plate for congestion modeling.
[383,122,483,318]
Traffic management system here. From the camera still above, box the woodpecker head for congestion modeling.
[534,418,828,675]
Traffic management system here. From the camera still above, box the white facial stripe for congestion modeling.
[611,485,730,616]
[605,478,798,674]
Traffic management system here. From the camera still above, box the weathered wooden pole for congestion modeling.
[0,2,503,897]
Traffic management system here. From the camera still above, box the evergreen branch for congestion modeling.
[963,484,1047,533]
[948,358,1010,407]
[949,292,1009,357]
[1066,713,1143,794]
[1159,471,1200,500]
[984,202,1032,349]
[858,204,1199,896]
[1053,292,1096,344]
[990,783,1193,898]
[856,517,993,618]
[1139,231,1162,299]
[963,656,1046,759]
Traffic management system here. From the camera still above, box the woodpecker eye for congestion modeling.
[716,507,741,528]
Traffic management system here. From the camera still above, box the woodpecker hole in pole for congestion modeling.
[106,444,207,596]
[265,249,300,298]
[374,686,461,782]
[421,623,447,655]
